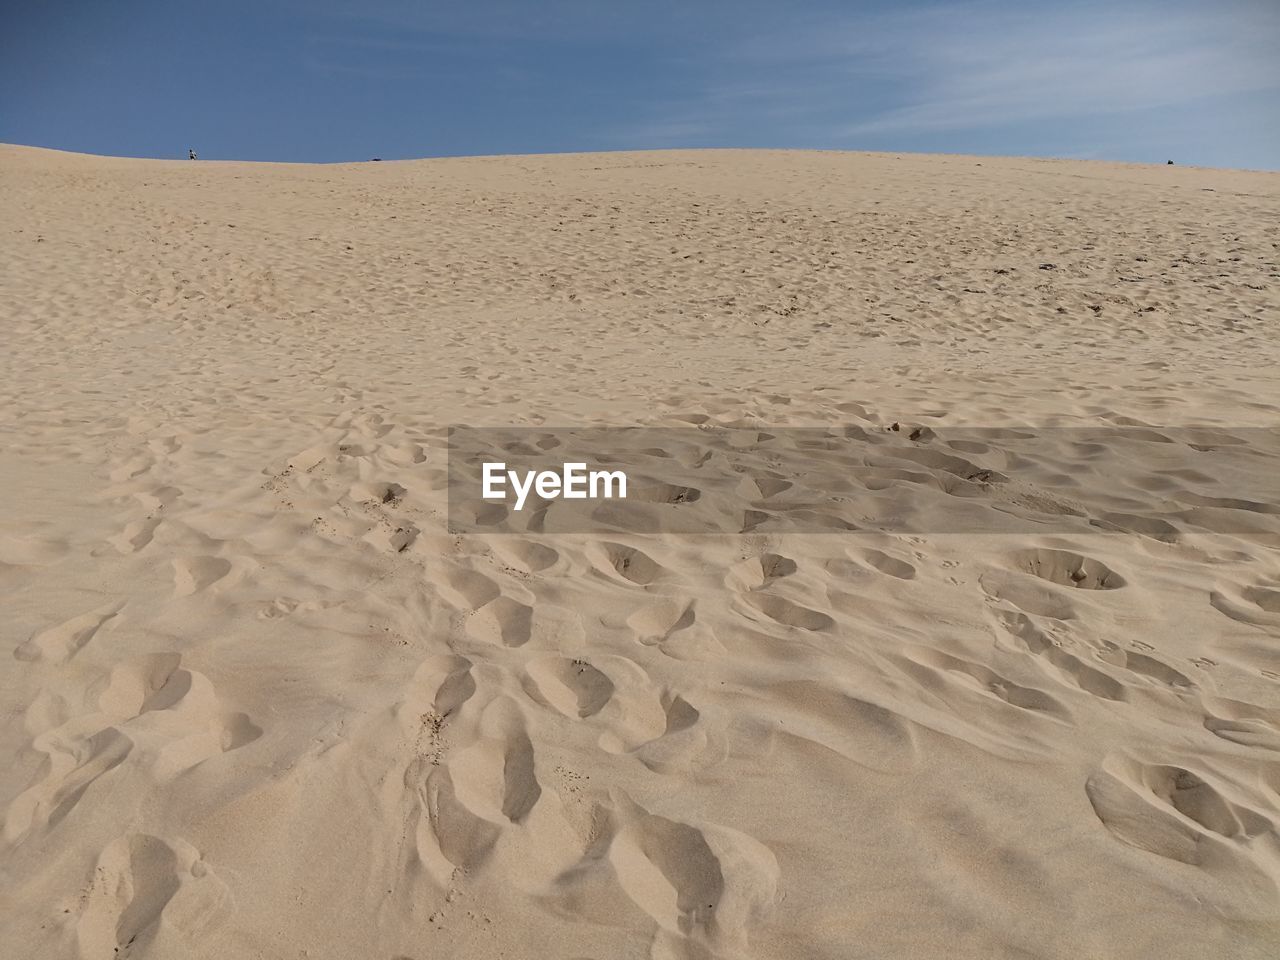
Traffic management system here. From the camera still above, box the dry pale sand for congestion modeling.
[2,143,1280,960]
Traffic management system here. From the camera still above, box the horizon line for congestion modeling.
[3,141,1276,174]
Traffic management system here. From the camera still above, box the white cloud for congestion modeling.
[607,0,1279,148]
[834,1,1280,135]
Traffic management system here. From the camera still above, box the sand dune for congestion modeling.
[1,143,1279,959]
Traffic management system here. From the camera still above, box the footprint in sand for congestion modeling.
[625,598,725,661]
[1209,582,1280,626]
[465,596,535,648]
[1096,641,1194,689]
[402,654,477,725]
[725,552,797,591]
[103,517,162,554]
[171,556,250,597]
[490,538,561,574]
[1085,754,1275,871]
[14,601,124,664]
[446,697,542,825]
[858,547,917,580]
[631,693,726,774]
[896,647,1070,719]
[524,656,615,719]
[550,792,779,954]
[979,569,1079,621]
[1201,697,1280,752]
[993,611,1128,702]
[410,764,502,881]
[738,475,793,500]
[627,598,696,644]
[738,592,834,632]
[587,542,668,586]
[437,566,505,610]
[1011,548,1127,590]
[5,727,134,840]
[76,833,229,959]
[6,653,261,840]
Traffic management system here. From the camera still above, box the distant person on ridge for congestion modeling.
[188,148,198,160]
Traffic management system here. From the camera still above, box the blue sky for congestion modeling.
[2,0,1277,168]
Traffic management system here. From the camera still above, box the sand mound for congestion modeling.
[2,144,1279,958]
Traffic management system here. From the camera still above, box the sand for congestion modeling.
[1,143,1279,959]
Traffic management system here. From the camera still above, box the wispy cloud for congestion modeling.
[834,2,1280,136]
[604,0,1280,152]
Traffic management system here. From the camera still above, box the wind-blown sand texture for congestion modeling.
[2,143,1279,959]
